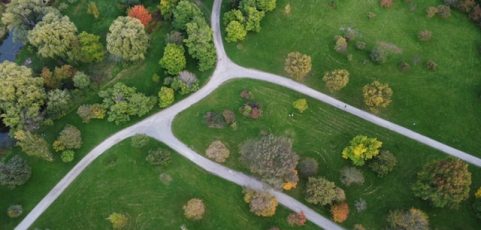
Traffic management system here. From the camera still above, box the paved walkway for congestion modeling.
[15,0,481,229]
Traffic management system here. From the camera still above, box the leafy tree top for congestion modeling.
[106,16,149,61]
[341,135,382,166]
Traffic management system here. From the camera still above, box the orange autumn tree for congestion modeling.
[128,5,152,27]
[331,202,349,223]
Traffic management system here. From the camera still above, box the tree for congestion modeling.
[146,148,171,166]
[159,43,186,75]
[386,208,429,230]
[73,32,105,63]
[0,61,46,131]
[205,140,230,163]
[223,9,245,26]
[334,36,348,53]
[46,89,72,119]
[298,157,319,178]
[243,189,278,217]
[130,134,150,148]
[53,125,82,152]
[362,81,393,112]
[61,150,75,163]
[368,150,397,177]
[87,2,100,19]
[256,0,277,12]
[2,0,59,42]
[240,134,299,188]
[305,177,340,206]
[171,71,200,95]
[128,5,152,27]
[7,204,23,218]
[158,87,175,108]
[184,17,217,71]
[106,212,128,229]
[284,52,312,81]
[159,0,180,19]
[165,30,184,44]
[172,0,202,30]
[14,130,53,161]
[242,5,265,32]
[73,71,91,89]
[341,135,382,166]
[183,198,205,220]
[287,211,306,226]
[0,155,31,188]
[412,158,471,209]
[106,16,149,61]
[331,202,349,223]
[340,166,364,186]
[226,20,247,43]
[418,30,432,42]
[223,109,236,125]
[41,65,75,89]
[322,69,350,92]
[77,104,106,123]
[292,98,308,113]
[99,83,156,124]
[28,13,77,59]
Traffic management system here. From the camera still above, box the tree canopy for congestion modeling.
[106,16,149,61]
[159,43,186,75]
[341,135,382,166]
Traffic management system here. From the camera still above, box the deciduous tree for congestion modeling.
[386,208,429,230]
[298,157,318,178]
[331,202,349,223]
[14,130,53,161]
[362,81,393,112]
[46,89,72,119]
[106,16,149,61]
[226,20,247,43]
[0,155,31,188]
[205,140,230,163]
[183,198,206,220]
[28,13,78,59]
[106,212,128,229]
[287,211,306,226]
[158,87,175,108]
[73,71,91,89]
[368,150,397,177]
[322,69,350,92]
[128,5,152,27]
[412,158,471,208]
[292,98,308,113]
[305,177,341,206]
[172,0,202,30]
[184,17,217,71]
[76,104,106,123]
[341,135,382,166]
[52,125,82,152]
[243,189,278,217]
[159,0,180,19]
[256,0,277,12]
[284,52,312,81]
[159,43,186,75]
[72,32,105,63]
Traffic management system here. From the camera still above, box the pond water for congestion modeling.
[0,33,23,62]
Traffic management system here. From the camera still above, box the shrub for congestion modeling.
[386,208,429,230]
[426,6,439,18]
[362,81,393,112]
[183,198,205,220]
[292,98,308,113]
[243,189,278,217]
[368,150,397,177]
[356,41,367,50]
[412,158,471,208]
[225,20,247,43]
[370,42,402,64]
[128,5,152,27]
[222,109,236,125]
[298,157,319,178]
[331,202,349,223]
[287,211,306,226]
[165,31,184,45]
[53,125,82,152]
[342,135,382,166]
[322,69,350,92]
[437,5,452,18]
[334,36,348,54]
[305,177,339,206]
[340,167,364,186]
[0,155,31,189]
[418,30,432,42]
[87,2,100,19]
[77,104,106,123]
[284,52,312,81]
[426,60,438,71]
[159,87,175,108]
[240,135,299,188]
[204,112,226,128]
[398,61,411,72]
[73,71,91,89]
[7,205,23,218]
[130,134,150,148]
[146,148,171,166]
[354,198,367,212]
[380,0,393,8]
[239,102,263,119]
[106,212,128,229]
[171,71,199,95]
[61,150,75,163]
[205,140,230,163]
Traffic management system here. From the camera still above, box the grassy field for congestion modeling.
[173,79,481,229]
[223,0,481,157]
[1,0,214,229]
[32,138,318,230]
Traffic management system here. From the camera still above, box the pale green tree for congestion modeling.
[0,61,46,130]
[159,43,186,75]
[172,0,202,30]
[185,17,217,71]
[71,31,105,63]
[159,0,180,19]
[256,0,277,12]
[106,16,149,61]
[158,87,175,108]
[46,89,72,119]
[73,71,91,89]
[28,13,78,59]
[225,20,247,43]
[223,9,245,26]
[14,130,53,161]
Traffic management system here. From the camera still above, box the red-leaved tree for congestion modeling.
[128,5,152,27]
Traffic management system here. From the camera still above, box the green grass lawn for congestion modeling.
[32,138,318,230]
[223,0,481,157]
[1,0,215,229]
[173,79,481,229]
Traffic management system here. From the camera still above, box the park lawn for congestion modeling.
[31,138,318,230]
[173,79,481,229]
[1,0,215,229]
[222,0,481,157]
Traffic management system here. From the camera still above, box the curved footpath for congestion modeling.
[15,0,481,229]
